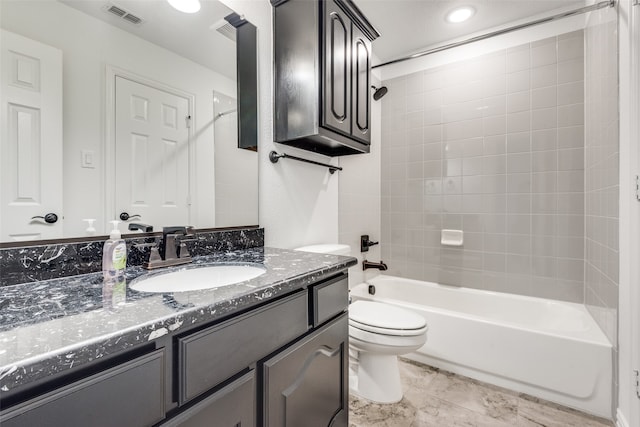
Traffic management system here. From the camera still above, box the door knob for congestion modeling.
[31,213,58,224]
[119,212,141,221]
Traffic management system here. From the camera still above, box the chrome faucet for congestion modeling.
[362,260,388,271]
[143,226,197,270]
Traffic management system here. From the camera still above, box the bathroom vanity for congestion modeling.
[0,247,356,426]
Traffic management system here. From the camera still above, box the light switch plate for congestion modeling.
[81,150,95,169]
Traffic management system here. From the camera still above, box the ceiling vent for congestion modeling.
[104,3,144,25]
[212,19,236,42]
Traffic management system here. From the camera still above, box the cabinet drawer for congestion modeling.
[163,371,255,427]
[0,350,165,427]
[311,274,348,327]
[178,291,308,404]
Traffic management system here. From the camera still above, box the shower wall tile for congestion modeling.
[558,59,584,84]
[531,64,557,89]
[381,31,585,303]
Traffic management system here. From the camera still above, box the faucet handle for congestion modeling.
[360,235,380,252]
[142,246,163,269]
[175,231,197,258]
[177,242,193,260]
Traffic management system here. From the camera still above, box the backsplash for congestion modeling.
[0,228,264,287]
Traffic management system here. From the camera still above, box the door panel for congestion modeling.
[1,30,63,241]
[351,25,371,145]
[322,0,351,136]
[115,76,190,229]
[263,314,348,427]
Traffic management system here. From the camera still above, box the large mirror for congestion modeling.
[0,0,258,243]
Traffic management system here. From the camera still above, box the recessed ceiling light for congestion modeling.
[446,6,475,24]
[167,0,201,14]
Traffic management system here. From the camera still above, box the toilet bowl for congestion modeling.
[348,300,427,403]
[294,243,429,404]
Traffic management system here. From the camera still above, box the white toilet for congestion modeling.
[349,300,427,403]
[294,244,428,404]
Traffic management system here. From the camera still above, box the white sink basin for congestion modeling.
[130,265,266,293]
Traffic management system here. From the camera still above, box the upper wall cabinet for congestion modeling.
[272,0,380,157]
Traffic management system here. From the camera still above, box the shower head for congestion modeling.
[371,85,388,101]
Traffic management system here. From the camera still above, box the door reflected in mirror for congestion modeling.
[0,0,258,243]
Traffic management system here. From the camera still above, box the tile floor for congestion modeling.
[349,358,614,427]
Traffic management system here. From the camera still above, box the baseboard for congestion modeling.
[616,408,629,427]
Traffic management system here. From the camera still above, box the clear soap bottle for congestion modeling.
[103,220,127,279]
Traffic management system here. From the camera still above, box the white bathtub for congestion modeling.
[350,275,612,418]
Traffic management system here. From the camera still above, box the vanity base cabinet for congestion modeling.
[1,272,352,427]
[262,313,348,427]
[0,350,165,427]
[162,371,255,427]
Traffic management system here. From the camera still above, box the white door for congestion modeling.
[114,76,191,230]
[0,30,63,242]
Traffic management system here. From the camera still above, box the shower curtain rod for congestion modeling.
[372,0,615,69]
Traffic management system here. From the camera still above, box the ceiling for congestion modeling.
[352,0,585,65]
[60,0,237,79]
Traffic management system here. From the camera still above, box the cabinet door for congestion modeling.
[163,371,255,427]
[350,24,372,145]
[263,314,348,427]
[322,0,351,137]
[0,350,165,427]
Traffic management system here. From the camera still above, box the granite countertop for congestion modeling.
[0,247,357,393]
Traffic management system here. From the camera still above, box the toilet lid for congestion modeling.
[349,301,426,331]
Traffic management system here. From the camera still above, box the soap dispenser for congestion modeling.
[83,218,96,236]
[103,220,127,279]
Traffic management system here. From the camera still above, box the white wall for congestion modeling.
[222,0,339,249]
[1,1,235,236]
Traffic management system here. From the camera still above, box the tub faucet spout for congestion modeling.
[363,260,388,271]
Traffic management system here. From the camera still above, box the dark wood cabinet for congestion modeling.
[0,350,166,427]
[350,23,372,145]
[322,0,351,138]
[262,314,348,427]
[177,292,308,404]
[163,371,255,427]
[273,0,379,156]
